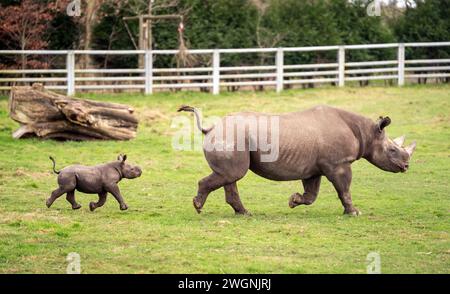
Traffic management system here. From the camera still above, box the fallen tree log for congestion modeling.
[8,84,138,140]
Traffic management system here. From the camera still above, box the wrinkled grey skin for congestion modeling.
[178,105,416,216]
[46,154,142,211]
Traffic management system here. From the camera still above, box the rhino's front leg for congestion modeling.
[325,164,360,216]
[289,176,321,208]
[105,184,128,211]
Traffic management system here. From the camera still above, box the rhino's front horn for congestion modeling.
[393,135,406,146]
[405,141,417,156]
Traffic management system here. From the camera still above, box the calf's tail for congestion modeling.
[177,105,212,135]
[49,156,60,174]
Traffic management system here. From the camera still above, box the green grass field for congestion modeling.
[0,85,449,273]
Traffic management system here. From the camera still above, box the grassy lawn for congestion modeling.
[0,85,449,273]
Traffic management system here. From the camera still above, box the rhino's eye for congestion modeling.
[389,148,397,153]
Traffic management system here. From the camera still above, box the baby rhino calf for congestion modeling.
[46,154,142,211]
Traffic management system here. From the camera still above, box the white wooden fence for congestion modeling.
[0,42,449,96]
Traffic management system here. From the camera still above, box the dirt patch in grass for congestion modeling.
[138,108,170,126]
[14,168,51,179]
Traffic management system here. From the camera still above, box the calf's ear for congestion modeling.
[122,154,127,162]
[117,154,123,161]
[376,116,391,133]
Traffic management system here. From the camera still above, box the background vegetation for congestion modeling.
[0,0,449,69]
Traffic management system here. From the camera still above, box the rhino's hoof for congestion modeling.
[120,204,128,211]
[236,210,252,216]
[89,202,96,212]
[72,204,82,210]
[344,209,362,216]
[289,193,302,208]
[45,199,52,208]
[193,198,202,214]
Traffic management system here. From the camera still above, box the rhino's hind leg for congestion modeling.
[198,145,250,214]
[66,191,81,210]
[289,176,321,208]
[194,172,230,214]
[325,164,361,216]
[47,174,76,208]
[46,187,66,208]
[224,182,250,215]
[89,192,107,212]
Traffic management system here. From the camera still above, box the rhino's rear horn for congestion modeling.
[377,116,391,132]
[393,135,406,146]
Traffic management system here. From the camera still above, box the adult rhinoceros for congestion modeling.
[178,105,416,216]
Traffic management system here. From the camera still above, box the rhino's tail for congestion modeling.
[49,156,60,174]
[177,105,212,135]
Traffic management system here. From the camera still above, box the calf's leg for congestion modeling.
[105,184,128,210]
[46,187,67,208]
[47,174,76,208]
[66,191,81,210]
[89,192,107,211]
[289,176,321,208]
[224,182,250,215]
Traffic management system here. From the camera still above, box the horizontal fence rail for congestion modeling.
[0,42,449,95]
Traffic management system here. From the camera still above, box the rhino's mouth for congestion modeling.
[398,162,409,173]
[392,159,408,173]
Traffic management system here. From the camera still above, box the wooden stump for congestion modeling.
[8,84,138,140]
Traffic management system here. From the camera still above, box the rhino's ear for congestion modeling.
[376,116,391,133]
[122,154,127,162]
[117,154,123,161]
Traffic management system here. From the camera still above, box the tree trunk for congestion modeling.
[8,84,138,140]
[77,0,102,69]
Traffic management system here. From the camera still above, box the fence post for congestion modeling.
[276,48,284,93]
[397,43,405,86]
[212,49,220,95]
[66,51,75,96]
[338,46,345,87]
[144,50,153,95]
